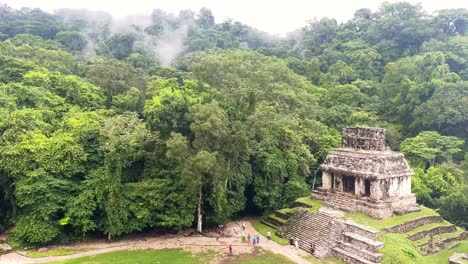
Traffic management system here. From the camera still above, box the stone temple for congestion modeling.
[313,127,419,219]
[276,127,466,263]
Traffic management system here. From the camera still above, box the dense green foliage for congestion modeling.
[0,2,466,245]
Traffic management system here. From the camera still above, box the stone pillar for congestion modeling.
[322,171,332,190]
[335,175,343,192]
[403,176,412,196]
[355,177,365,196]
[370,180,383,200]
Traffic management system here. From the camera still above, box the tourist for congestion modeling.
[229,244,233,256]
[257,234,260,244]
[267,231,271,241]
[253,236,257,245]
[294,239,299,250]
[310,243,315,254]
[242,222,246,231]
[247,234,251,244]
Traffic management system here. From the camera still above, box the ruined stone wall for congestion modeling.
[384,216,443,233]
[407,225,457,241]
[342,127,386,151]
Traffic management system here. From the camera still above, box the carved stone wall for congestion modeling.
[342,127,386,151]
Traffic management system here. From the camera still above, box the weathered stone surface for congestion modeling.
[344,220,380,240]
[279,209,384,263]
[384,216,442,233]
[449,252,468,264]
[419,231,468,255]
[317,127,418,219]
[418,231,468,255]
[407,225,457,241]
[342,127,386,151]
[320,150,414,180]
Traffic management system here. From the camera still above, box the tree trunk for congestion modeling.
[197,190,203,233]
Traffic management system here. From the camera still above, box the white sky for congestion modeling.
[3,0,468,35]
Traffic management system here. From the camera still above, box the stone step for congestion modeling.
[419,231,468,255]
[384,216,442,233]
[344,220,380,240]
[343,232,384,253]
[407,224,456,241]
[336,241,383,263]
[279,210,337,258]
[275,211,290,221]
[332,247,379,264]
[394,205,421,215]
[260,219,279,229]
[265,215,285,227]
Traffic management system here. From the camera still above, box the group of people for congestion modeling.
[227,222,275,256]
[246,233,261,245]
[226,222,317,257]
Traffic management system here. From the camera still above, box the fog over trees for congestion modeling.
[0,2,466,246]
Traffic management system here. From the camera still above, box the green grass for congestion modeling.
[251,220,289,245]
[46,249,212,264]
[405,220,452,237]
[378,233,422,264]
[224,247,295,264]
[345,206,439,231]
[27,248,85,258]
[268,214,287,224]
[295,197,324,212]
[278,207,303,214]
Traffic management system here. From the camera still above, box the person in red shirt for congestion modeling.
[229,244,233,256]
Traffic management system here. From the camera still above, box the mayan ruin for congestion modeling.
[275,127,467,264]
[313,127,419,219]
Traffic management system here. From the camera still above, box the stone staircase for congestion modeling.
[278,210,343,258]
[278,209,384,263]
[331,221,384,264]
[327,193,354,211]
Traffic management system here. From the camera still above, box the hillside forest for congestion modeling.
[0,2,466,246]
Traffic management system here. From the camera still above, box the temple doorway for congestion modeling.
[365,179,371,196]
[343,176,355,193]
[331,173,335,190]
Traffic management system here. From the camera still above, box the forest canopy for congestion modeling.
[0,2,466,246]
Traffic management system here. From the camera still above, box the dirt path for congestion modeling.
[0,220,311,264]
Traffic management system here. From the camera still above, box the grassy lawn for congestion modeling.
[27,248,88,258]
[295,197,324,212]
[251,220,289,245]
[378,233,422,264]
[46,249,212,264]
[224,247,295,264]
[345,206,439,230]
